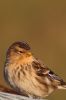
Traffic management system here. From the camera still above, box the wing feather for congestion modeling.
[32,59,64,82]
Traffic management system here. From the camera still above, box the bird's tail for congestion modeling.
[48,69,66,90]
[58,81,66,89]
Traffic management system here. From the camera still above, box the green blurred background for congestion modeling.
[0,0,66,100]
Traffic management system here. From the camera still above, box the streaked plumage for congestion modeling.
[4,41,66,99]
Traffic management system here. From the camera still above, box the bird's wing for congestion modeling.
[32,59,63,82]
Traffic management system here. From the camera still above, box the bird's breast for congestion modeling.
[4,57,55,98]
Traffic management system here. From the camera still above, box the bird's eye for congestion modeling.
[19,51,25,53]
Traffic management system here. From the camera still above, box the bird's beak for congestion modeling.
[27,52,32,56]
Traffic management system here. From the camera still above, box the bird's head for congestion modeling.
[6,41,32,60]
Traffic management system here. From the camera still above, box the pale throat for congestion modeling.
[18,55,34,64]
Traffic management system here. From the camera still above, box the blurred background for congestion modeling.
[0,0,66,100]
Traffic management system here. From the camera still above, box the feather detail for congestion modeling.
[32,59,66,90]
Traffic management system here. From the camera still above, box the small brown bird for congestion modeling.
[4,41,66,99]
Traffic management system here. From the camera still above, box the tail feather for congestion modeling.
[58,85,66,89]
[48,69,66,90]
[58,81,66,89]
